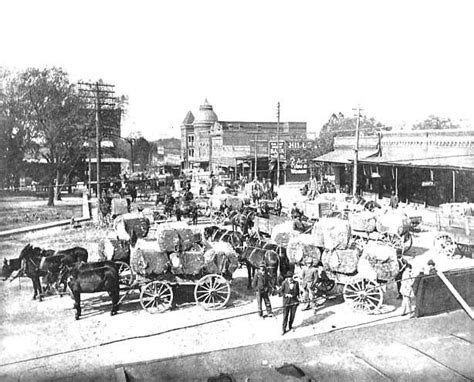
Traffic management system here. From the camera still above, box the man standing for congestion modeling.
[389,190,399,209]
[300,258,319,311]
[252,263,274,318]
[280,271,300,335]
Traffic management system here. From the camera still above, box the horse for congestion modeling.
[238,246,280,290]
[227,208,255,235]
[67,261,120,320]
[203,225,246,250]
[246,232,291,280]
[16,244,88,301]
[2,257,22,281]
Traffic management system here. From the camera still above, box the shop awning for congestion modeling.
[358,148,474,171]
[313,149,379,164]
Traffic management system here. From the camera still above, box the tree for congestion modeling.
[412,115,461,130]
[15,67,92,205]
[132,137,152,171]
[0,69,33,189]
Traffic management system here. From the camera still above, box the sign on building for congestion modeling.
[269,141,286,160]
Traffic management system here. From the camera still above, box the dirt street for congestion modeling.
[0,198,473,381]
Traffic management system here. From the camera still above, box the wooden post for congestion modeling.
[452,170,456,202]
[437,270,474,319]
[395,167,398,196]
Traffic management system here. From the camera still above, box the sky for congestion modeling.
[1,0,473,140]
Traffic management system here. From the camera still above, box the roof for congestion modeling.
[313,149,379,164]
[182,111,195,125]
[358,147,474,171]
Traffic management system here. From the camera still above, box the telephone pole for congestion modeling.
[78,82,116,201]
[276,102,281,188]
[352,105,363,197]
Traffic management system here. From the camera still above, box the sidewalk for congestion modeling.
[117,309,473,381]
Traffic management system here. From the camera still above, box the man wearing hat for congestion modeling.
[427,259,437,275]
[252,262,274,318]
[280,271,300,335]
[300,257,319,311]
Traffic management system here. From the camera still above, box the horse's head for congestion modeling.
[203,225,218,240]
[2,258,13,280]
[19,244,34,261]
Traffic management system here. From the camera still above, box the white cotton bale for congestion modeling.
[375,210,411,236]
[360,242,399,281]
[321,248,359,274]
[317,217,351,250]
[348,211,377,233]
[271,221,300,246]
[130,238,169,276]
[287,234,322,265]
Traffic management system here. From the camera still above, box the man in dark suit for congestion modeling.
[280,271,300,335]
[252,263,274,318]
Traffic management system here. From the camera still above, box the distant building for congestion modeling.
[181,99,309,183]
[313,129,474,205]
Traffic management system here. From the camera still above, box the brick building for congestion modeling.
[181,99,309,183]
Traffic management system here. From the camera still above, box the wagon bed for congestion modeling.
[253,214,291,235]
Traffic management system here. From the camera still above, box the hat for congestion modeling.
[427,259,435,266]
[285,271,294,278]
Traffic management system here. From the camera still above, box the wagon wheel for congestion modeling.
[140,281,173,313]
[115,261,135,287]
[402,232,413,253]
[194,274,231,310]
[211,210,226,225]
[433,233,456,257]
[381,232,404,254]
[343,279,383,313]
[315,279,335,293]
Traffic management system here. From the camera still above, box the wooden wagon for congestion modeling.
[434,203,474,258]
[253,214,291,236]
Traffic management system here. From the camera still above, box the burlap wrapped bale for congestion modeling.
[111,198,128,216]
[359,241,399,281]
[348,211,377,233]
[310,223,325,247]
[317,218,351,250]
[225,196,243,210]
[155,224,181,253]
[169,251,206,276]
[124,217,150,239]
[271,221,300,246]
[375,210,411,236]
[321,248,359,274]
[287,234,322,265]
[130,238,169,276]
[204,241,239,276]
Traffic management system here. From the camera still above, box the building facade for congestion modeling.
[313,129,474,206]
[181,100,309,183]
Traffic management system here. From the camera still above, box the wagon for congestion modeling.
[434,203,474,258]
[254,214,291,236]
[115,228,238,313]
[119,271,232,313]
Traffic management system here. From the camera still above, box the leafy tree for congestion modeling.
[0,69,33,189]
[412,115,460,130]
[15,67,92,205]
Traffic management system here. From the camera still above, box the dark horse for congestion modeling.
[67,261,120,320]
[15,244,88,301]
[203,225,246,250]
[2,257,22,281]
[227,208,255,235]
[238,246,280,290]
[241,232,291,289]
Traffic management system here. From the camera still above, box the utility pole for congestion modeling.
[352,105,363,197]
[78,82,116,201]
[276,102,281,188]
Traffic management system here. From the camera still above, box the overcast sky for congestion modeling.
[1,0,473,140]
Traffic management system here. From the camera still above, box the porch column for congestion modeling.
[395,167,398,196]
[452,170,456,202]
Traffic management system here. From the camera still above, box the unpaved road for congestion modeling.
[1,218,473,381]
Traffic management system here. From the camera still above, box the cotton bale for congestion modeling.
[375,210,411,236]
[130,238,169,276]
[271,221,300,246]
[287,234,322,265]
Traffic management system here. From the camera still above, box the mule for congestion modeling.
[203,226,246,250]
[17,244,88,301]
[227,209,254,235]
[67,261,120,320]
[2,257,22,281]
[245,233,291,286]
[238,245,280,290]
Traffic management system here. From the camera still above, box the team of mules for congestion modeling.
[2,244,120,320]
